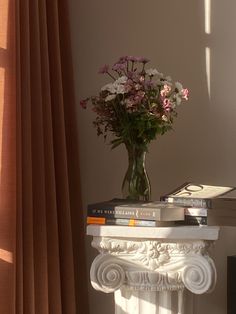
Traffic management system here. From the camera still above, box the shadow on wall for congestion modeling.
[73,0,212,200]
[150,0,236,200]
[148,0,211,199]
[194,227,236,314]
[69,1,236,314]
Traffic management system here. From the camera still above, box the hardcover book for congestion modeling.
[160,182,236,209]
[176,216,208,226]
[182,207,207,225]
[87,216,175,227]
[87,199,185,221]
[180,207,236,226]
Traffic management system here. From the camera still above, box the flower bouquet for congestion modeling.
[80,56,189,200]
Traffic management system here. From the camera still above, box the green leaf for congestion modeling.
[110,137,124,149]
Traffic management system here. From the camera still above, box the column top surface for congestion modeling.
[86,225,220,240]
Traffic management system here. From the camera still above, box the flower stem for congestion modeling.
[107,72,116,81]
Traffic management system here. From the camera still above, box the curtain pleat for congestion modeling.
[29,0,49,312]
[15,0,23,310]
[15,0,89,313]
[46,1,78,313]
[17,0,35,313]
[38,1,63,312]
[57,0,89,311]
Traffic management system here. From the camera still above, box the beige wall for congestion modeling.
[69,1,236,313]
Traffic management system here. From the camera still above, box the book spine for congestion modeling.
[176,216,207,226]
[161,196,211,208]
[87,199,145,217]
[87,207,117,218]
[87,216,157,227]
[87,209,157,220]
[88,205,184,221]
[87,207,160,220]
[114,207,159,220]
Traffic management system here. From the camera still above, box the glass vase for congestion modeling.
[122,144,151,201]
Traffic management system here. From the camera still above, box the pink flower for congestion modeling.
[118,56,128,63]
[137,90,145,98]
[127,56,138,62]
[133,91,145,104]
[126,56,150,63]
[125,99,134,108]
[125,98,139,112]
[139,76,145,83]
[124,83,133,93]
[126,71,133,78]
[112,63,126,72]
[81,56,189,145]
[160,84,171,97]
[80,99,88,109]
[163,98,172,112]
[145,81,155,88]
[136,57,150,64]
[181,88,189,100]
[98,64,109,74]
[135,83,142,90]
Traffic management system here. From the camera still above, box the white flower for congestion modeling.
[105,94,116,102]
[175,95,182,106]
[162,115,168,122]
[101,83,116,93]
[116,76,127,84]
[102,76,127,95]
[165,76,172,82]
[175,82,183,91]
[146,68,162,77]
[115,84,126,94]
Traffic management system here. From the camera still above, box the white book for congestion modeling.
[185,208,208,217]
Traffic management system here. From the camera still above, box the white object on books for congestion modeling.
[170,183,233,198]
[161,182,236,209]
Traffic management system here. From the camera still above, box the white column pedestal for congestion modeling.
[87,225,220,314]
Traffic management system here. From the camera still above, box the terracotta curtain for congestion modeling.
[0,0,89,313]
[0,0,16,312]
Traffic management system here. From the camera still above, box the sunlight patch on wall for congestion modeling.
[205,0,211,98]
[204,0,211,34]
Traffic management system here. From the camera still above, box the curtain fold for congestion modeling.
[12,0,88,313]
[56,1,88,310]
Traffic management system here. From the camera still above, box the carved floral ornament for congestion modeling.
[91,237,213,270]
[90,237,216,294]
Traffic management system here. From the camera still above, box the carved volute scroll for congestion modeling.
[90,237,216,294]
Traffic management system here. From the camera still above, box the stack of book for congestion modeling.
[160,182,236,226]
[87,199,186,227]
[87,182,236,227]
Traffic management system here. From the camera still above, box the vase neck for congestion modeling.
[125,144,147,158]
[126,145,146,169]
[122,144,151,201]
